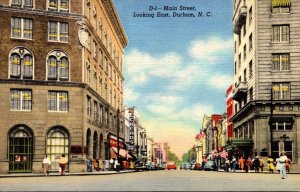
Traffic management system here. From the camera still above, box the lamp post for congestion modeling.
[268,88,274,158]
[116,107,134,171]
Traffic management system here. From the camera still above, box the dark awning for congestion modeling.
[231,138,253,147]
[272,0,291,7]
[270,116,294,123]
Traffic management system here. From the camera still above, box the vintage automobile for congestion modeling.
[166,161,177,170]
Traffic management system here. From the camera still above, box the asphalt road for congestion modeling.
[0,170,300,191]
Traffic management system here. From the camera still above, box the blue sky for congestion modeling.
[114,0,233,157]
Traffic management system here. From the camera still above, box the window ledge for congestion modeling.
[271,41,290,44]
[11,37,32,41]
[48,40,69,44]
[10,110,31,112]
[48,111,69,113]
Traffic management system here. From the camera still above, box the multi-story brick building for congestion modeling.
[0,0,128,173]
[231,0,299,163]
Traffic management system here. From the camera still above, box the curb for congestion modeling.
[0,170,137,178]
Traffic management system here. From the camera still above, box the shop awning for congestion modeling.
[231,138,253,147]
[272,0,291,7]
[111,147,132,159]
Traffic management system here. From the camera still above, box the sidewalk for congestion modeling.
[0,170,136,178]
[218,163,300,174]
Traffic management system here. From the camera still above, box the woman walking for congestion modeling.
[279,152,288,179]
[42,155,51,176]
[58,154,68,175]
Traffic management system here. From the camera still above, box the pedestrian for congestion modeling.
[58,154,68,175]
[114,158,119,172]
[109,158,114,171]
[279,152,288,179]
[267,156,274,173]
[246,157,252,173]
[259,157,264,172]
[98,158,103,171]
[238,157,245,171]
[42,155,51,176]
[231,156,237,172]
[225,158,230,172]
[286,157,291,173]
[254,156,260,173]
[275,157,281,173]
[86,156,92,172]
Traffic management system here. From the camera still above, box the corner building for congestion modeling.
[0,0,128,173]
[231,0,300,163]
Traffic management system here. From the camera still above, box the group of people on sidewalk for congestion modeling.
[220,152,291,179]
[42,154,68,176]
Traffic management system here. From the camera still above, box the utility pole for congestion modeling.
[117,108,120,172]
[269,88,274,158]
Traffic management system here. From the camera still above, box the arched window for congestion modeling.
[9,47,33,79]
[93,131,98,159]
[47,50,69,81]
[47,127,69,171]
[86,129,91,157]
[8,125,33,172]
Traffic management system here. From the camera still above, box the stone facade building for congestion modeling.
[231,0,299,163]
[0,0,128,173]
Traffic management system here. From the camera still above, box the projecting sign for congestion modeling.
[128,111,135,151]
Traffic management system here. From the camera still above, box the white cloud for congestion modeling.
[207,74,233,90]
[124,87,139,102]
[188,37,232,63]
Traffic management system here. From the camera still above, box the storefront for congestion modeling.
[108,134,132,168]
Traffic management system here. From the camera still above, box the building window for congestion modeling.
[272,0,290,13]
[86,60,90,83]
[249,6,252,24]
[243,45,246,61]
[99,17,103,39]
[272,53,290,71]
[249,33,253,51]
[47,50,69,81]
[243,25,246,36]
[271,122,293,131]
[11,18,32,39]
[48,0,69,12]
[249,60,253,79]
[11,0,33,8]
[99,50,103,68]
[8,125,33,173]
[243,69,247,82]
[93,41,98,59]
[238,54,241,68]
[249,87,253,101]
[10,89,32,111]
[272,25,289,42]
[9,47,33,79]
[93,101,98,120]
[48,91,68,112]
[87,96,91,116]
[47,127,69,171]
[272,82,290,100]
[48,22,68,42]
[104,57,108,73]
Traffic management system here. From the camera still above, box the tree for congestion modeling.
[168,149,180,165]
[181,145,196,162]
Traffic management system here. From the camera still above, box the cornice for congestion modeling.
[101,0,128,48]
[0,5,82,20]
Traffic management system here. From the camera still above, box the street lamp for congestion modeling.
[268,88,274,158]
[116,106,134,171]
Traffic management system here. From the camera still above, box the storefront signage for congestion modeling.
[128,111,135,151]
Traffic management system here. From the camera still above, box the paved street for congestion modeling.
[0,170,299,191]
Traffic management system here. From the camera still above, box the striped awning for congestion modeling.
[272,0,291,7]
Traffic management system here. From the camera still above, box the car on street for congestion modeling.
[166,161,177,170]
[203,160,216,171]
[180,162,191,170]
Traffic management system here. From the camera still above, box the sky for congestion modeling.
[114,0,234,158]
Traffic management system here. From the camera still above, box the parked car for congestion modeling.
[180,162,191,170]
[166,161,177,170]
[203,160,216,171]
[193,162,202,170]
